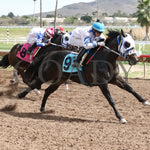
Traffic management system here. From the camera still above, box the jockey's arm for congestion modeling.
[45,39,51,45]
[36,33,51,47]
[83,36,99,49]
[83,33,106,49]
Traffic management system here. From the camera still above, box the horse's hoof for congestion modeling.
[119,118,127,124]
[40,107,45,113]
[143,101,150,106]
[10,79,15,83]
[18,93,25,99]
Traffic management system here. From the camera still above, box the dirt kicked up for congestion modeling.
[0,69,150,150]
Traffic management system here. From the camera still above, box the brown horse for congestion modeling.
[0,31,67,84]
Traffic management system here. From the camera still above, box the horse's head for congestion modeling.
[51,29,64,45]
[106,29,138,65]
[118,29,138,65]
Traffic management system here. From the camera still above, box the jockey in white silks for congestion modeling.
[68,19,106,66]
[26,27,54,54]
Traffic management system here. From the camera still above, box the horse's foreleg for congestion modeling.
[40,79,66,112]
[111,75,150,105]
[99,84,127,123]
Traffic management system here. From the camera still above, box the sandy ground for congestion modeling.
[0,69,150,150]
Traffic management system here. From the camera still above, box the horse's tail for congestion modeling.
[0,54,10,68]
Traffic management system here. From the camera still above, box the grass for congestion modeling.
[121,71,150,79]
[0,28,30,39]
[0,43,14,50]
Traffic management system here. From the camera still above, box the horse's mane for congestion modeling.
[105,29,121,44]
[106,29,121,38]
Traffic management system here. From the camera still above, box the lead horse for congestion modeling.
[18,29,150,123]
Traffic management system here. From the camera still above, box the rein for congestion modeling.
[50,42,65,48]
[86,45,122,65]
[86,46,102,65]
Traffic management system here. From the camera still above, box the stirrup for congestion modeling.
[72,61,80,67]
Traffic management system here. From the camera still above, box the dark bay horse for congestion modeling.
[0,30,69,85]
[18,29,150,123]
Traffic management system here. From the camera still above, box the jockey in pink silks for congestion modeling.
[26,27,55,54]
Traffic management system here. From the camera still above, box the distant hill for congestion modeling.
[35,0,138,17]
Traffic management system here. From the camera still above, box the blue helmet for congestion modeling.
[92,22,105,32]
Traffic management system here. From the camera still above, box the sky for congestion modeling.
[0,0,95,16]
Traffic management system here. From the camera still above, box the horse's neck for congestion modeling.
[52,34,62,45]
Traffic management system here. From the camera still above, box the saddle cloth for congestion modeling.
[62,53,82,73]
[16,43,39,63]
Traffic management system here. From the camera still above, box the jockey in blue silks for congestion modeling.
[68,19,106,67]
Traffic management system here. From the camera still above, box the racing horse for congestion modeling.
[18,29,150,123]
[0,30,70,86]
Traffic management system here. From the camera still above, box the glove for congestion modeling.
[97,42,105,46]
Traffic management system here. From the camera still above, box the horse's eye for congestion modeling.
[124,42,130,48]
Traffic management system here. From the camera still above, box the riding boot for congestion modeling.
[72,48,86,67]
[27,42,37,54]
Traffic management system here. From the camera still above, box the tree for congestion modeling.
[81,15,92,23]
[46,14,54,18]
[136,0,150,40]
[7,12,15,18]
[64,17,78,24]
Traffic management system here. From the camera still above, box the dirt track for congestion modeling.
[0,69,150,150]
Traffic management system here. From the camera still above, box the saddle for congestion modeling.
[16,43,40,63]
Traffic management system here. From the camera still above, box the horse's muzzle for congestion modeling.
[127,53,138,66]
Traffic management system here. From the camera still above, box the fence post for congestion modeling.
[7,28,9,44]
[143,62,146,79]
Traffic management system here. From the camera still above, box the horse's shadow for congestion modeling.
[0,109,117,124]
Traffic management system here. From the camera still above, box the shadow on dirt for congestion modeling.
[0,109,117,124]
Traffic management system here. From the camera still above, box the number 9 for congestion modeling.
[64,56,72,70]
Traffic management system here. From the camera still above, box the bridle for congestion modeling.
[116,34,136,60]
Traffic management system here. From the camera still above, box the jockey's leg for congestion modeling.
[72,48,86,67]
[27,42,37,54]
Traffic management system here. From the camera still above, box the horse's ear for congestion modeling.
[121,29,126,37]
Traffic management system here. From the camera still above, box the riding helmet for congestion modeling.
[45,27,54,38]
[92,20,105,33]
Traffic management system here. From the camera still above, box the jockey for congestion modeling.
[69,19,106,66]
[27,27,54,54]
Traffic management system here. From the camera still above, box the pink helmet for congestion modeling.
[45,27,54,38]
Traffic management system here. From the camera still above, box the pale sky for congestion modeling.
[0,0,95,16]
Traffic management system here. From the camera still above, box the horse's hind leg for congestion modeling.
[99,83,127,123]
[10,68,19,83]
[111,75,150,105]
[18,78,42,98]
[40,79,66,112]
